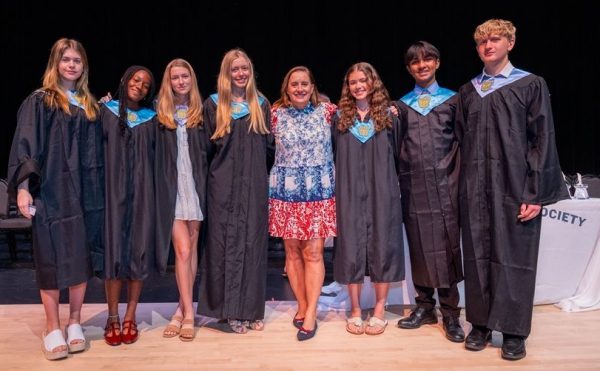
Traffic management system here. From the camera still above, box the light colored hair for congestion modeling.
[474,19,516,44]
[157,58,203,129]
[272,66,320,110]
[212,48,268,139]
[41,38,98,120]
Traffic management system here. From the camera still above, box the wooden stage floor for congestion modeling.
[0,302,599,370]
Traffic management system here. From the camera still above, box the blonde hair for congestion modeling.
[272,66,320,110]
[337,62,391,133]
[41,38,98,120]
[474,19,516,44]
[212,48,268,139]
[157,58,203,129]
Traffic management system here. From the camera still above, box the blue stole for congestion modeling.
[400,87,455,116]
[67,90,85,109]
[104,100,156,128]
[210,93,265,119]
[471,68,530,98]
[349,117,375,143]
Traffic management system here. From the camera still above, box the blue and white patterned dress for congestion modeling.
[268,102,337,240]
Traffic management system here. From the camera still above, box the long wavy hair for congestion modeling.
[41,38,98,120]
[211,48,268,139]
[337,62,391,133]
[113,65,156,134]
[272,66,320,110]
[157,58,203,129]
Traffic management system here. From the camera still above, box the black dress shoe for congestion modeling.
[297,322,318,341]
[397,307,438,329]
[501,334,526,360]
[465,325,491,351]
[442,317,465,343]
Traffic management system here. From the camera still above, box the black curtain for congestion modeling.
[2,1,598,175]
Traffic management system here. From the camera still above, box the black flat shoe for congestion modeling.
[465,325,491,351]
[297,322,318,341]
[501,334,526,360]
[442,316,465,343]
[397,307,438,329]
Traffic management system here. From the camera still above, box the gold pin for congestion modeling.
[358,124,370,136]
[481,79,494,92]
[418,95,431,108]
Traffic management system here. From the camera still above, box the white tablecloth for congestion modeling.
[318,198,600,312]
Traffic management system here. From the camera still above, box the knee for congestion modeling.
[303,249,323,264]
[175,244,192,262]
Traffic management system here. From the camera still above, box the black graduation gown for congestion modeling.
[332,114,404,284]
[7,91,103,290]
[197,97,274,320]
[154,122,209,273]
[455,74,569,336]
[100,104,158,280]
[397,97,462,288]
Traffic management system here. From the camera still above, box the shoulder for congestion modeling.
[259,95,271,110]
[203,96,217,110]
[320,102,337,123]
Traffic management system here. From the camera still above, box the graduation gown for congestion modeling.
[155,122,209,273]
[332,113,404,284]
[198,97,274,320]
[397,96,462,288]
[100,103,158,280]
[7,91,103,290]
[455,73,569,336]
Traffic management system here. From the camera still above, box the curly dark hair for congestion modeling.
[337,62,391,133]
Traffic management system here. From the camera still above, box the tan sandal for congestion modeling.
[245,319,265,331]
[179,319,195,342]
[346,317,365,335]
[365,316,388,335]
[163,315,183,338]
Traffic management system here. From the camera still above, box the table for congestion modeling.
[318,198,600,312]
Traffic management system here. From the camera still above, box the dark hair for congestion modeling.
[114,65,156,134]
[404,41,440,65]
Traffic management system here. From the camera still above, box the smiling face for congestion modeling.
[347,70,372,103]
[127,69,152,105]
[286,71,314,109]
[58,48,83,90]
[170,65,192,99]
[230,56,251,92]
[407,55,439,88]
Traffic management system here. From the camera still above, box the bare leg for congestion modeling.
[347,283,363,318]
[284,239,306,319]
[67,282,87,345]
[124,279,143,323]
[68,282,87,325]
[301,238,325,331]
[188,221,201,313]
[40,288,67,353]
[104,279,122,329]
[40,289,61,332]
[372,282,390,320]
[172,220,200,321]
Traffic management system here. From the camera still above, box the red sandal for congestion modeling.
[122,320,139,344]
[104,316,122,346]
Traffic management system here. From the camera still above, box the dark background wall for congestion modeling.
[2,1,598,176]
